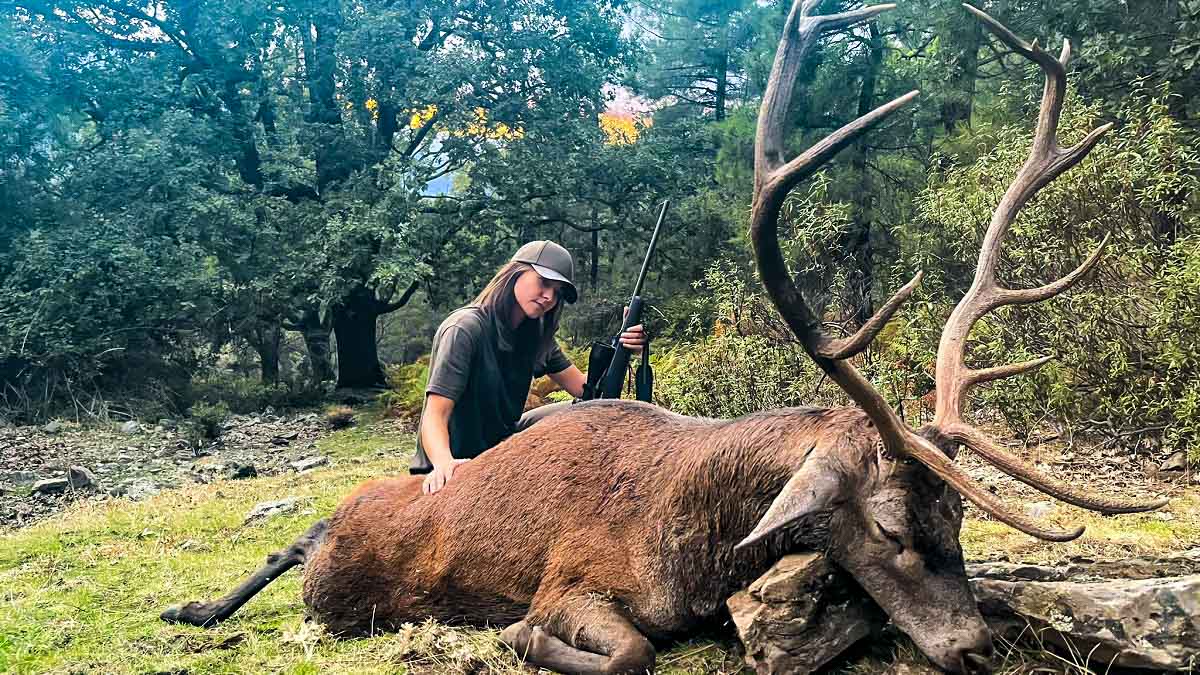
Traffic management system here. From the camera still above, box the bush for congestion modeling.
[187,400,230,440]
[381,358,430,419]
[186,374,324,415]
[907,86,1200,448]
[323,404,356,429]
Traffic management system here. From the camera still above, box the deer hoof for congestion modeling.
[160,601,218,627]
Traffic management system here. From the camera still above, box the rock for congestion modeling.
[728,553,885,674]
[1023,500,1054,520]
[243,497,300,524]
[120,420,140,434]
[192,458,257,480]
[41,420,64,434]
[1159,450,1188,473]
[290,456,329,473]
[67,465,100,491]
[229,462,258,480]
[122,479,160,501]
[32,477,70,494]
[970,566,1200,670]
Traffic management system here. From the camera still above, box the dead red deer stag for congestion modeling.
[161,3,1166,673]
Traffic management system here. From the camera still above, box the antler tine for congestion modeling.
[751,0,919,457]
[933,8,1115,430]
[926,7,1167,517]
[752,0,1103,542]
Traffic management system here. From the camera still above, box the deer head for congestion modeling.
[743,2,1167,672]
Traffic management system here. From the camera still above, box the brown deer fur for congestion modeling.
[163,4,1167,674]
[165,402,990,673]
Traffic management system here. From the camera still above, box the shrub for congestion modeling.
[187,400,230,440]
[323,404,356,429]
[381,358,430,419]
[908,86,1200,448]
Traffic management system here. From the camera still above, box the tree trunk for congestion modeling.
[847,23,883,327]
[333,289,387,389]
[294,308,334,385]
[941,13,982,133]
[714,23,730,122]
[252,323,282,385]
[590,208,600,290]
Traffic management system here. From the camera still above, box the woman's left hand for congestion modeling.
[620,324,647,354]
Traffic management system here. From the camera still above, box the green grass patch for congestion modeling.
[962,492,1200,564]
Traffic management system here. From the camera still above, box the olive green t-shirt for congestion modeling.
[410,306,572,473]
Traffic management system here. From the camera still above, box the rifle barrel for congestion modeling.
[630,200,669,300]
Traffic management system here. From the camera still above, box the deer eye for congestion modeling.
[875,520,905,553]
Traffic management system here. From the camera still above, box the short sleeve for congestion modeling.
[426,325,477,401]
[535,341,572,378]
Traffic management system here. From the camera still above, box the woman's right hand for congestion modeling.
[423,458,470,495]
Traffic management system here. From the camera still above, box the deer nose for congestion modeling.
[958,644,994,675]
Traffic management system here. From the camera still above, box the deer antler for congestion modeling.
[751,1,1164,543]
[924,5,1167,517]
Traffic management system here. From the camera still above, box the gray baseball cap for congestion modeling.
[511,240,578,303]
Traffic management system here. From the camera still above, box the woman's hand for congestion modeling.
[423,458,470,495]
[620,306,647,354]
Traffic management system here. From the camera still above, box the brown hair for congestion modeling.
[472,261,563,361]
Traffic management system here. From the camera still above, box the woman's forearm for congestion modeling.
[420,396,456,467]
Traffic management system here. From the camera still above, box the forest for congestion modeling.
[1,0,1198,673]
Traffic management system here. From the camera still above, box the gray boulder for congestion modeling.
[727,553,884,674]
[32,477,70,494]
[243,497,300,525]
[970,557,1200,671]
[289,456,329,473]
[67,466,100,491]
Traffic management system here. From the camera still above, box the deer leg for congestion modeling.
[500,600,656,674]
[161,518,328,627]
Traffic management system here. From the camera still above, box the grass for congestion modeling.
[961,492,1200,564]
[0,418,1195,674]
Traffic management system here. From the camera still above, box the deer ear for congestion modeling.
[735,460,842,550]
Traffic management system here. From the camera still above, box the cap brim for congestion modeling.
[530,264,578,303]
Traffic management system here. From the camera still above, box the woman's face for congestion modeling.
[513,269,561,320]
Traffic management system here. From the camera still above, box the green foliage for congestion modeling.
[186,375,322,416]
[654,261,849,418]
[381,359,431,420]
[909,88,1200,446]
[187,400,230,441]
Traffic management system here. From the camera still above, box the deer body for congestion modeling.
[303,401,852,638]
[163,4,1169,673]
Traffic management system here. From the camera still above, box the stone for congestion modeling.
[728,553,884,675]
[67,466,100,491]
[970,563,1200,670]
[1159,450,1188,473]
[244,497,300,524]
[1023,500,1054,520]
[289,456,329,473]
[228,462,258,480]
[32,477,70,494]
[192,458,257,480]
[122,479,160,501]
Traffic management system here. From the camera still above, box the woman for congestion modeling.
[411,240,646,494]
